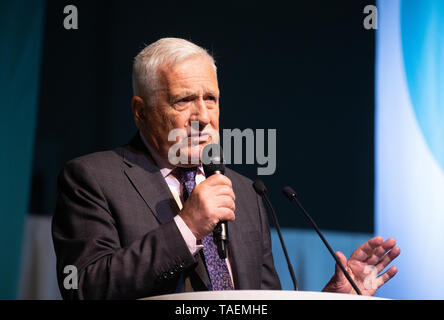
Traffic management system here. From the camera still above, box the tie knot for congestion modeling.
[174,167,198,200]
[174,166,198,184]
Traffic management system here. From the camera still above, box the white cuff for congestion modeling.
[174,215,203,255]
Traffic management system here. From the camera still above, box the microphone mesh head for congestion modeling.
[202,144,225,176]
[282,186,297,200]
[253,180,267,195]
[203,161,225,176]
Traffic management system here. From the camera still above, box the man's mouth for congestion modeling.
[188,132,211,144]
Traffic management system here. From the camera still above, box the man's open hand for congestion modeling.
[323,236,401,295]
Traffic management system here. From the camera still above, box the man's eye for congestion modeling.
[176,96,194,104]
[175,97,191,107]
[205,95,217,102]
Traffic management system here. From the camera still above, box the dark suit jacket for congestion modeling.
[52,133,281,299]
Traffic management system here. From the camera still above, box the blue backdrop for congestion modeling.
[376,0,444,299]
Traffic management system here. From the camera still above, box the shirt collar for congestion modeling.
[139,132,204,178]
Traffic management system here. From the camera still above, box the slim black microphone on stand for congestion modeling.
[253,180,298,291]
[282,186,362,295]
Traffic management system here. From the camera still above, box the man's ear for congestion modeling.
[131,96,146,125]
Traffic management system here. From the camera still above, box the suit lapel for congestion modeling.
[121,133,180,224]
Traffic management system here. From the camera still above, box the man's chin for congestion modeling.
[188,140,218,165]
[188,145,205,165]
[171,137,219,167]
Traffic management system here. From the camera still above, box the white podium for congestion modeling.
[144,290,386,300]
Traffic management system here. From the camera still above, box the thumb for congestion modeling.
[334,251,348,281]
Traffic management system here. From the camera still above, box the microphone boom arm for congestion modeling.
[283,187,362,295]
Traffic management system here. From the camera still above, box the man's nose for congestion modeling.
[191,97,210,126]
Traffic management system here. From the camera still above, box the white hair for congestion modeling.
[132,37,217,106]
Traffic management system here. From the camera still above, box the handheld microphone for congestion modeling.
[202,145,228,260]
[282,186,362,295]
[253,180,298,291]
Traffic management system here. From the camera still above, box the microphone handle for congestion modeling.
[212,170,228,259]
[213,221,228,259]
[262,193,298,291]
[289,196,362,295]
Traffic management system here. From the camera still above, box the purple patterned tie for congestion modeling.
[174,167,234,290]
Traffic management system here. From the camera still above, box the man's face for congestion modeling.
[140,55,220,166]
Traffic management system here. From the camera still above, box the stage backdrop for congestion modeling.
[11,0,378,298]
[376,0,444,299]
[0,0,46,299]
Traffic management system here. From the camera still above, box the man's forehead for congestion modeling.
[168,83,219,95]
[159,56,216,80]
[159,73,219,96]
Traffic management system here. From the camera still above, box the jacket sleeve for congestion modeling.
[257,194,283,290]
[52,159,196,300]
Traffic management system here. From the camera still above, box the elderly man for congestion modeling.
[52,38,400,299]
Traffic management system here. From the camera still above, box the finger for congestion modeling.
[365,238,397,266]
[350,236,384,262]
[376,246,401,273]
[336,251,347,266]
[217,207,235,221]
[216,195,236,211]
[205,174,232,187]
[376,266,398,289]
[216,185,235,201]
[333,251,348,282]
